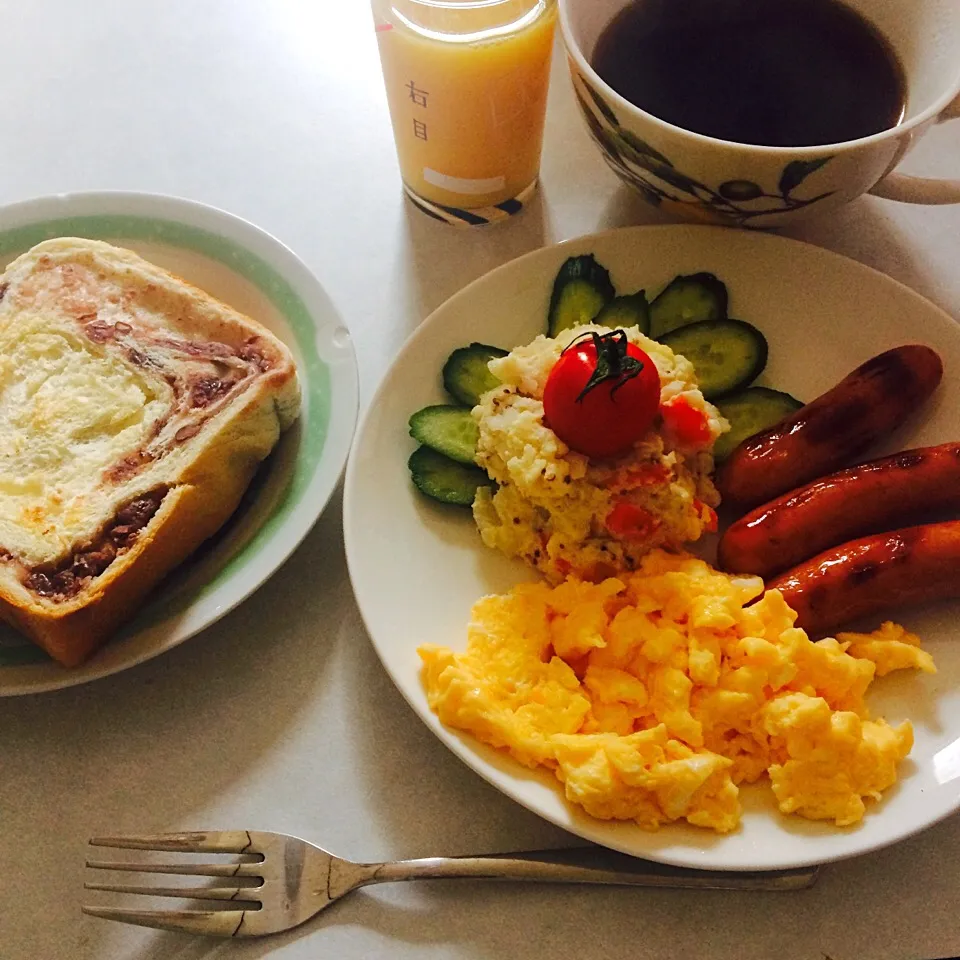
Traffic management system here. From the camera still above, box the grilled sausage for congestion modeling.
[716,345,943,512]
[767,521,960,636]
[718,442,960,578]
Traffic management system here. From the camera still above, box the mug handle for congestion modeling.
[868,93,960,203]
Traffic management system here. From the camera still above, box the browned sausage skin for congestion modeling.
[767,521,960,636]
[716,345,943,512]
[718,442,960,578]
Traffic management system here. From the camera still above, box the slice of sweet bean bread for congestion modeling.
[0,237,300,666]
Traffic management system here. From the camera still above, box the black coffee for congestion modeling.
[591,0,907,147]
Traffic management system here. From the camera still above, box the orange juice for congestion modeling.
[374,0,556,214]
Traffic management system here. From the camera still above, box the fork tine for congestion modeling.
[80,906,249,937]
[89,831,256,854]
[85,859,262,878]
[84,881,261,903]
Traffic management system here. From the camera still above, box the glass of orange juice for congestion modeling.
[373,0,557,224]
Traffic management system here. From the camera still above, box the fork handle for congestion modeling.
[359,851,818,892]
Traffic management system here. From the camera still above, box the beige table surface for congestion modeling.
[2,1,960,958]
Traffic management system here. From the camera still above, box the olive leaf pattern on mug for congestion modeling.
[573,74,836,226]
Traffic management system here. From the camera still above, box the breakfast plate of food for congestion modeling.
[344,224,960,871]
[0,192,358,695]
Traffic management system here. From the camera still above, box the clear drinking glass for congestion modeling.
[372,0,557,223]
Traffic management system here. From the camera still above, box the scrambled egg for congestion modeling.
[419,551,935,833]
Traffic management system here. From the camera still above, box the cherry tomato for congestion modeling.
[660,396,712,448]
[543,330,661,459]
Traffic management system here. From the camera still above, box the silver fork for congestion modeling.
[83,830,820,938]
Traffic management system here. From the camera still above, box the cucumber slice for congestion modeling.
[593,291,651,336]
[547,255,616,337]
[408,446,493,506]
[659,319,768,400]
[713,387,804,462]
[442,342,508,407]
[409,405,479,464]
[649,272,729,339]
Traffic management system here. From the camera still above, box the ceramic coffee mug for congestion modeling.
[559,0,960,227]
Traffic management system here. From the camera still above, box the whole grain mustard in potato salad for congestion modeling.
[419,551,935,833]
[472,324,727,582]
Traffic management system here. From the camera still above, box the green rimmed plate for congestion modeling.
[0,192,358,695]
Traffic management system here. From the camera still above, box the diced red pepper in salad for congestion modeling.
[694,499,718,533]
[660,397,712,448]
[613,462,671,490]
[606,501,660,541]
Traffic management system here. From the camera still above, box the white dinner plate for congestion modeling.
[345,224,960,871]
[0,192,358,695]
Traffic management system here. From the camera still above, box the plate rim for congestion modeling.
[0,190,359,695]
[344,222,960,870]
